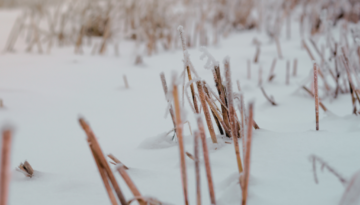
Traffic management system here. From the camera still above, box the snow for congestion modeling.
[0,8,359,205]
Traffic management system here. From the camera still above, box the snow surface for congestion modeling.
[0,8,359,205]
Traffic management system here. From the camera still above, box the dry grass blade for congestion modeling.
[116,165,146,205]
[196,81,217,143]
[172,78,189,205]
[260,87,277,106]
[194,131,201,205]
[186,152,194,160]
[108,154,129,169]
[224,57,243,173]
[79,118,127,205]
[17,161,34,178]
[242,102,254,205]
[0,129,12,205]
[197,117,216,205]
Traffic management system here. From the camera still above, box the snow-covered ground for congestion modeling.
[0,8,359,205]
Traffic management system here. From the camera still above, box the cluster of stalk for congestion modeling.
[78,118,161,205]
[158,26,259,205]
[4,0,259,56]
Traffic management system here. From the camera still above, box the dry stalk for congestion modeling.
[172,78,189,205]
[108,154,129,169]
[260,87,277,106]
[341,53,359,114]
[194,131,201,205]
[160,73,177,131]
[79,118,126,205]
[0,129,12,205]
[247,59,251,79]
[314,63,319,131]
[205,94,231,137]
[309,155,347,185]
[197,117,216,205]
[258,66,262,86]
[186,66,200,113]
[99,17,111,55]
[224,57,243,173]
[196,81,217,143]
[286,60,290,85]
[213,65,230,137]
[203,84,225,135]
[239,94,246,154]
[293,58,298,76]
[116,164,146,205]
[302,86,328,112]
[123,75,129,89]
[236,80,241,91]
[253,46,260,63]
[302,40,315,61]
[268,58,277,82]
[275,37,283,59]
[242,102,254,205]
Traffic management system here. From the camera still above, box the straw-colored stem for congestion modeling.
[253,46,260,63]
[172,81,189,205]
[224,58,243,173]
[247,59,251,79]
[286,60,290,85]
[268,58,277,82]
[260,87,277,106]
[194,131,201,205]
[108,154,129,170]
[213,65,230,137]
[116,165,146,205]
[275,37,283,59]
[79,118,127,205]
[91,148,118,205]
[302,40,315,61]
[242,103,254,205]
[203,83,224,135]
[205,94,231,136]
[258,66,262,86]
[196,81,217,143]
[123,75,129,89]
[160,73,176,130]
[302,86,327,112]
[313,63,319,131]
[186,66,200,113]
[0,129,12,205]
[197,117,216,205]
[293,58,298,76]
[99,17,111,54]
